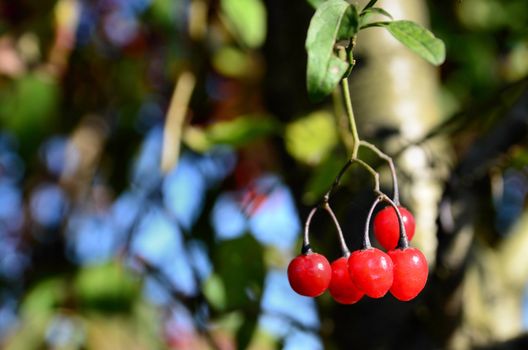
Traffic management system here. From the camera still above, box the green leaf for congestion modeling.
[359,7,393,29]
[207,115,278,146]
[0,73,59,138]
[285,110,338,165]
[306,0,326,9]
[203,274,227,310]
[212,46,251,78]
[74,261,139,313]
[221,0,267,48]
[306,0,359,101]
[213,235,265,309]
[21,278,65,317]
[337,5,361,40]
[360,7,393,20]
[184,115,278,152]
[383,20,446,66]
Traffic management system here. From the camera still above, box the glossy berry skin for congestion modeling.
[288,253,331,297]
[388,247,428,301]
[373,206,415,251]
[348,248,393,298]
[329,257,364,304]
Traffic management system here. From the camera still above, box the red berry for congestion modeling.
[373,206,415,251]
[287,252,331,297]
[329,257,364,304]
[347,248,393,298]
[388,248,428,301]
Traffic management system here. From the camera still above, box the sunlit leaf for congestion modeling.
[306,0,358,101]
[203,274,227,310]
[382,20,446,66]
[74,261,139,313]
[212,47,252,78]
[221,0,267,48]
[21,278,65,316]
[184,116,279,152]
[0,73,59,138]
[285,111,338,165]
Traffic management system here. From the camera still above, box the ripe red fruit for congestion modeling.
[287,252,331,297]
[373,206,415,251]
[329,257,364,304]
[388,247,428,301]
[348,248,393,298]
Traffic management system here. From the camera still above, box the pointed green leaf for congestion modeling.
[337,5,360,40]
[359,7,392,29]
[361,7,393,20]
[383,20,446,66]
[221,0,267,48]
[306,0,359,101]
[285,110,338,165]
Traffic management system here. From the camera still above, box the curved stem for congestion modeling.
[355,158,381,194]
[359,140,400,205]
[341,77,360,158]
[379,194,409,249]
[363,196,383,249]
[323,203,350,257]
[302,204,350,257]
[302,207,318,254]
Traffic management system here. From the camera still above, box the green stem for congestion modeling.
[322,203,350,257]
[302,204,350,257]
[359,140,400,205]
[341,77,360,158]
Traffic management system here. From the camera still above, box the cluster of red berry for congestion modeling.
[288,203,428,304]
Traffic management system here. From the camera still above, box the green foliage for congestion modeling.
[285,110,338,165]
[306,0,326,9]
[381,20,446,66]
[74,261,140,313]
[302,156,344,204]
[305,0,446,101]
[0,73,59,139]
[20,278,65,317]
[212,47,252,78]
[203,273,227,310]
[305,0,358,101]
[185,115,279,151]
[147,0,176,28]
[221,0,267,48]
[213,234,265,310]
[359,7,393,25]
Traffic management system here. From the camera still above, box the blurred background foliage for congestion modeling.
[0,0,527,349]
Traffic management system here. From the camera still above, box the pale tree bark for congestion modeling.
[349,0,450,265]
[331,1,528,349]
